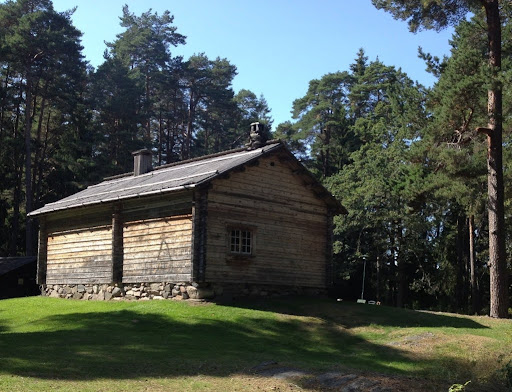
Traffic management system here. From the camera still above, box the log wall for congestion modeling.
[43,192,194,285]
[205,153,329,288]
[122,215,193,283]
[46,224,113,284]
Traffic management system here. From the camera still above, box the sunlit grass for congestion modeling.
[0,296,510,391]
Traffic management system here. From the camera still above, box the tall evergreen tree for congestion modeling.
[0,0,86,255]
[372,0,509,319]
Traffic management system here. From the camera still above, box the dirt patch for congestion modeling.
[251,361,442,391]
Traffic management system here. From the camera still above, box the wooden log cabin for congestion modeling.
[29,125,346,300]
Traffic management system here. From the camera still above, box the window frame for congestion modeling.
[226,224,257,261]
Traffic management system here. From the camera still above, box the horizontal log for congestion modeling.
[47,271,112,280]
[212,175,325,209]
[123,231,192,244]
[122,274,192,283]
[46,277,111,285]
[123,261,191,271]
[123,242,191,254]
[123,255,192,267]
[47,257,111,266]
[123,268,191,276]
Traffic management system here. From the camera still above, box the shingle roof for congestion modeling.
[0,257,36,276]
[29,142,285,217]
[29,141,346,217]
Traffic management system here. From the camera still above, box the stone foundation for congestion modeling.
[42,282,215,301]
[41,282,326,301]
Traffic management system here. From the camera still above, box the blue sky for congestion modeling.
[52,0,454,129]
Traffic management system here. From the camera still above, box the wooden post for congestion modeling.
[112,206,124,283]
[192,189,208,282]
[325,209,334,287]
[36,217,47,285]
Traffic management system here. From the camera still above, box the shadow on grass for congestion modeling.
[0,304,467,385]
[224,297,489,330]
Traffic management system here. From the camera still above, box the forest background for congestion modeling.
[0,0,511,316]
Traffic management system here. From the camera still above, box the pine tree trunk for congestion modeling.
[483,0,508,318]
[24,74,34,256]
[456,215,465,311]
[469,215,479,314]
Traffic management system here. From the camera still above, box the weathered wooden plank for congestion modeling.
[212,176,326,209]
[207,199,326,224]
[123,232,192,244]
[47,256,112,265]
[122,255,191,264]
[37,217,48,285]
[46,276,111,285]
[123,243,192,255]
[123,261,191,271]
[48,247,112,258]
[47,224,113,283]
[122,273,192,283]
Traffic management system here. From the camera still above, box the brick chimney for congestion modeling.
[132,149,152,176]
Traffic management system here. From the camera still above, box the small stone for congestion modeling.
[172,288,180,297]
[58,288,64,294]
[182,292,189,300]
[134,291,141,298]
[163,291,169,299]
[141,292,148,297]
[92,285,99,294]
[173,295,183,301]
[66,293,73,299]
[50,290,60,298]
[164,284,172,292]
[186,286,198,299]
[153,296,164,300]
[77,285,86,293]
[126,290,134,296]
[180,285,187,293]
[92,292,104,301]
[52,284,59,291]
[150,283,160,291]
[139,297,150,301]
[73,292,83,300]
[104,292,113,301]
[112,287,122,297]
[107,286,113,293]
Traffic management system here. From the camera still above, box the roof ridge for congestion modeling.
[101,140,282,181]
[154,140,282,171]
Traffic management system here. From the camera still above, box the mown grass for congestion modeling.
[0,296,511,391]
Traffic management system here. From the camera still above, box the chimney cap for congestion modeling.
[132,148,152,156]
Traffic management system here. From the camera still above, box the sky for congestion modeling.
[52,0,455,129]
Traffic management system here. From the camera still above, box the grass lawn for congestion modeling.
[0,296,511,391]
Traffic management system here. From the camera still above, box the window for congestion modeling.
[230,228,252,255]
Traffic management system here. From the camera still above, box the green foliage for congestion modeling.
[371,0,477,32]
[0,0,273,255]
